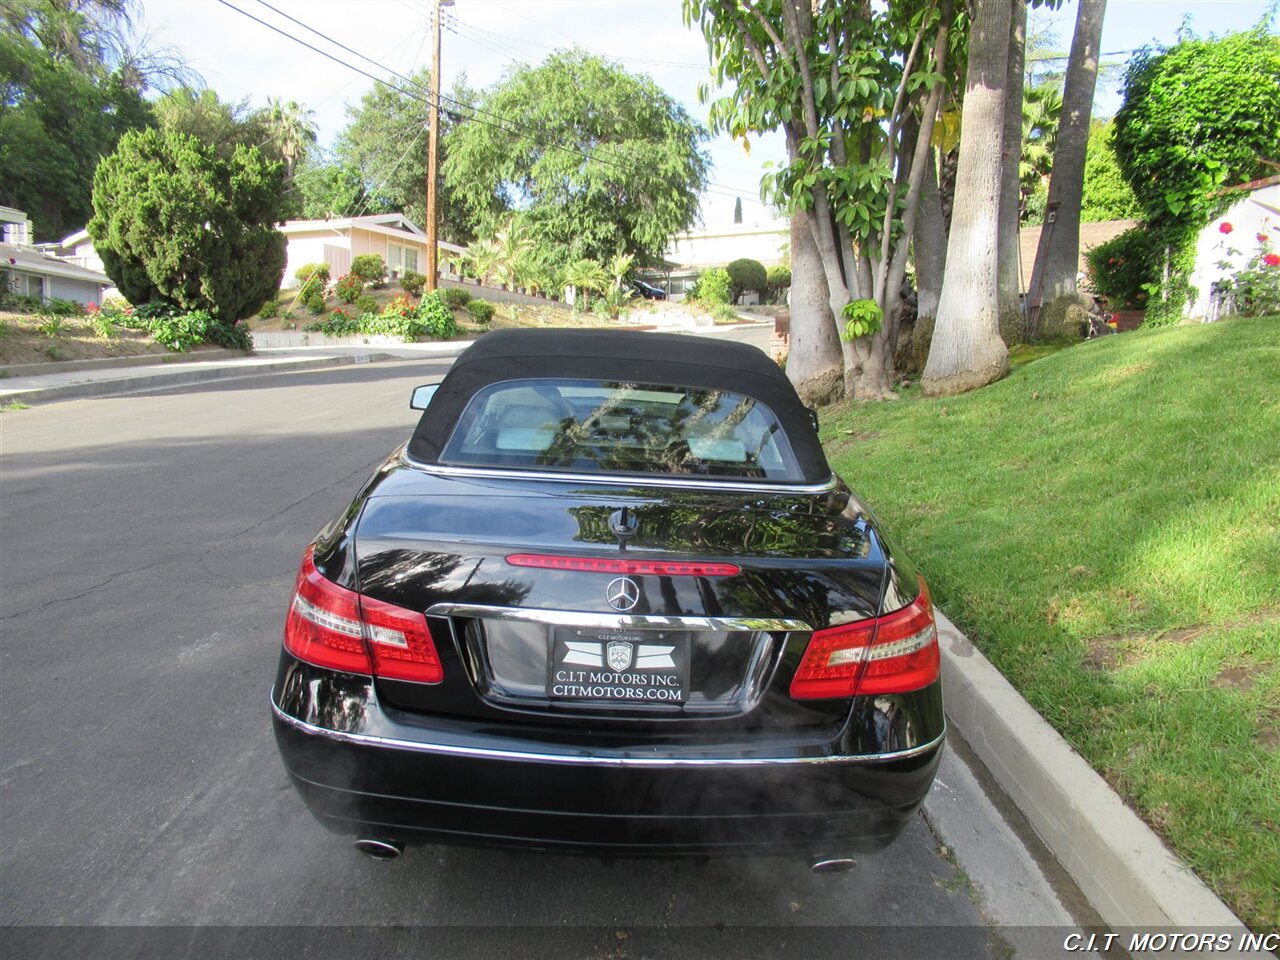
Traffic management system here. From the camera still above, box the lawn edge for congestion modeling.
[936,609,1249,931]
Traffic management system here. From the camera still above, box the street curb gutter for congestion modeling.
[936,610,1247,931]
[1,353,399,406]
[0,348,242,378]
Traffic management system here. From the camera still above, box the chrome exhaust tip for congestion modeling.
[354,837,404,860]
[810,857,856,875]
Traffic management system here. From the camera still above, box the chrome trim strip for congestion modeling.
[399,450,838,496]
[270,696,946,767]
[424,602,811,634]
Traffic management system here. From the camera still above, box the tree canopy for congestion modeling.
[1079,120,1139,222]
[1112,25,1280,322]
[333,69,476,243]
[442,50,710,267]
[0,0,199,240]
[89,127,287,322]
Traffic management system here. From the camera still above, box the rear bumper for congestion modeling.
[271,656,945,856]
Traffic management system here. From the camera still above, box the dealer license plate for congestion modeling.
[547,627,690,704]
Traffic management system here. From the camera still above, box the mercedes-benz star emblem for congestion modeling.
[605,577,640,612]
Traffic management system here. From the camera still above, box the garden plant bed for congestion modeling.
[821,316,1279,930]
[0,310,215,368]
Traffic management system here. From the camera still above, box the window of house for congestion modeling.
[403,246,419,273]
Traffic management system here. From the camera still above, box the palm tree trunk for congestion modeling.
[921,0,1011,397]
[910,148,947,374]
[1032,0,1107,309]
[998,0,1028,345]
[786,210,845,406]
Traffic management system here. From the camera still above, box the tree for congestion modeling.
[1027,0,1107,327]
[153,88,267,158]
[686,0,958,400]
[922,0,1010,396]
[1112,26,1280,323]
[262,97,317,184]
[0,0,173,240]
[562,258,607,312]
[337,70,476,242]
[725,258,767,303]
[88,127,287,322]
[786,210,843,405]
[1079,120,1139,221]
[443,51,709,268]
[997,0,1028,346]
[293,150,368,220]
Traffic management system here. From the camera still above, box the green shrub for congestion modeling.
[207,319,253,351]
[91,313,118,339]
[350,254,387,287]
[692,267,731,305]
[149,310,211,351]
[400,270,426,297]
[725,258,767,303]
[0,270,14,310]
[416,291,456,339]
[711,302,739,323]
[766,264,791,302]
[304,287,327,315]
[37,314,66,338]
[334,273,363,304]
[257,297,279,319]
[1085,228,1159,311]
[466,299,496,324]
[43,297,84,317]
[443,287,473,310]
[304,309,361,336]
[354,293,378,315]
[295,262,330,285]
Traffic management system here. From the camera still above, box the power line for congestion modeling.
[220,0,760,201]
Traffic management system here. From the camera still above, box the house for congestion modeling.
[642,194,789,301]
[1189,177,1280,320]
[278,213,465,286]
[2,242,112,306]
[1,209,111,306]
[36,228,106,275]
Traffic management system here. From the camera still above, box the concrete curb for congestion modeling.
[0,353,400,406]
[936,610,1246,930]
[0,348,243,378]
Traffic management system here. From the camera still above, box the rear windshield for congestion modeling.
[440,378,803,481]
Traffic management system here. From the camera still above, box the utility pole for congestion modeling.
[425,0,452,293]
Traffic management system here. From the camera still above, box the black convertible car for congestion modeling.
[272,329,944,868]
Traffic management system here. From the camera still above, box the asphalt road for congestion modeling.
[1,351,1007,959]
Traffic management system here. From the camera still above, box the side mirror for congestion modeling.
[410,383,440,411]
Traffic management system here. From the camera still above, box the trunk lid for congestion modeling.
[350,466,887,728]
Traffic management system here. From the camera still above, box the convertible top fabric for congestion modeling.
[407,329,832,483]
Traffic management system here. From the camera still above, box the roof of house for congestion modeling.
[1018,219,1137,286]
[279,213,426,237]
[1,243,111,284]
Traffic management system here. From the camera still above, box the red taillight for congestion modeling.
[361,594,443,683]
[506,553,740,577]
[789,576,939,700]
[282,547,443,683]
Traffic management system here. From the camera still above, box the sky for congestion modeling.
[138,0,1274,230]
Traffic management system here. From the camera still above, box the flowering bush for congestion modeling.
[1213,233,1280,318]
[1084,228,1159,310]
[334,273,364,304]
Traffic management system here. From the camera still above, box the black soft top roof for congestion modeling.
[407,328,832,483]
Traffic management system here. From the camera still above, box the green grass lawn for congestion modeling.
[823,316,1279,929]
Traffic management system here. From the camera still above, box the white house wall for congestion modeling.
[48,275,106,305]
[1190,184,1279,319]
[666,223,789,270]
[283,233,349,287]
